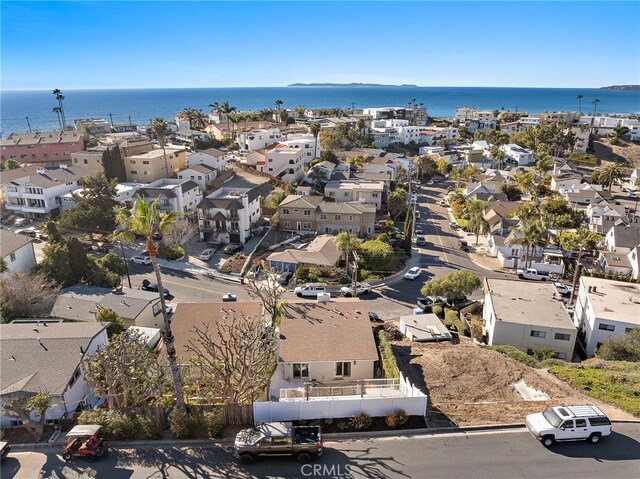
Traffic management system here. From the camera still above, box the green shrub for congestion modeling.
[471,324,484,343]
[444,309,468,335]
[538,358,569,369]
[336,421,349,431]
[385,409,408,428]
[77,409,138,440]
[169,408,200,439]
[350,413,372,431]
[532,348,556,362]
[431,305,444,318]
[377,330,400,379]
[203,410,225,438]
[159,244,184,261]
[323,418,334,426]
[487,345,540,368]
[138,414,163,440]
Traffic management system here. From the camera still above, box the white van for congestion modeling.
[294,283,327,298]
[526,405,612,447]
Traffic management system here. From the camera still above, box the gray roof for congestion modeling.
[8,167,95,189]
[190,164,217,174]
[1,322,107,396]
[0,229,32,256]
[51,285,160,322]
[198,197,244,210]
[135,187,177,198]
[609,225,640,249]
[201,148,225,157]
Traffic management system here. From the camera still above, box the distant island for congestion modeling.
[600,85,640,91]
[288,83,418,88]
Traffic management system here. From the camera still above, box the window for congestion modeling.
[283,221,290,228]
[143,160,150,165]
[130,170,138,174]
[320,214,327,220]
[372,193,379,198]
[335,215,341,221]
[626,328,636,334]
[83,159,88,164]
[303,209,311,216]
[574,418,587,428]
[554,333,571,341]
[9,253,16,262]
[589,416,611,426]
[68,368,82,388]
[349,215,353,221]
[303,222,311,230]
[293,363,309,379]
[335,361,351,377]
[598,323,615,332]
[560,420,573,429]
[282,208,290,215]
[344,192,349,197]
[530,330,546,338]
[554,352,567,360]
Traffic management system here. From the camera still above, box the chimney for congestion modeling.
[59,163,68,169]
[588,286,593,293]
[593,286,597,293]
[36,167,45,174]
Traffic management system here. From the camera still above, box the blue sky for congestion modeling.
[1,1,639,89]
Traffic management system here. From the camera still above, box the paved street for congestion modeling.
[3,425,639,479]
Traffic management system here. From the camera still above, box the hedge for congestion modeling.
[377,330,400,379]
[487,345,540,368]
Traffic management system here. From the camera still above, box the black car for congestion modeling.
[141,279,170,297]
[279,271,294,286]
[459,240,469,252]
[368,311,383,323]
[224,243,243,255]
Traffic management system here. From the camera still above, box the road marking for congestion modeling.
[324,428,526,445]
[426,206,449,263]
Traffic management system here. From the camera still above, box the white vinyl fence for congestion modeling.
[253,373,427,424]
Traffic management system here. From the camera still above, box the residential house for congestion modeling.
[541,112,578,125]
[0,131,85,167]
[482,278,576,360]
[628,246,640,279]
[124,147,187,183]
[134,178,202,214]
[50,285,166,329]
[2,164,96,219]
[237,128,284,152]
[0,322,109,424]
[74,118,112,134]
[117,139,154,158]
[572,128,590,153]
[500,144,535,166]
[174,129,208,146]
[587,203,632,234]
[197,168,273,244]
[369,119,421,145]
[267,235,341,272]
[519,116,541,127]
[324,180,384,209]
[399,314,452,342]
[245,143,304,183]
[277,195,376,237]
[561,184,611,209]
[271,301,378,395]
[187,148,226,172]
[499,121,525,134]
[205,121,275,141]
[597,251,633,277]
[603,224,640,253]
[572,277,640,356]
[463,181,501,199]
[281,133,320,164]
[0,230,36,275]
[551,171,584,192]
[306,161,335,187]
[483,201,521,230]
[177,164,218,191]
[71,149,106,175]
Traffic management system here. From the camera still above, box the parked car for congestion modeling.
[416,235,426,246]
[13,217,31,227]
[628,191,639,199]
[200,249,214,261]
[415,211,421,220]
[0,441,10,461]
[410,194,417,203]
[340,282,372,297]
[222,293,237,302]
[234,422,323,465]
[16,227,38,237]
[294,283,327,298]
[517,268,550,281]
[426,180,434,186]
[449,221,459,230]
[404,267,422,280]
[417,296,447,311]
[140,279,170,297]
[459,240,469,252]
[368,311,383,323]
[526,405,612,447]
[130,255,152,265]
[62,425,109,463]
[439,199,447,206]
[279,271,294,286]
[224,244,243,255]
[415,225,423,235]
[553,282,571,297]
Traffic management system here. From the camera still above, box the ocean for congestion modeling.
[1,86,639,134]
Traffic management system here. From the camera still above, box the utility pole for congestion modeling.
[352,252,360,297]
[109,113,114,127]
[25,116,32,132]
[119,241,132,288]
[129,115,132,126]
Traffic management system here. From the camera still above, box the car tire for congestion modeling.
[63,452,72,461]
[541,435,555,447]
[588,433,601,444]
[85,454,96,463]
[240,453,255,464]
[518,274,524,279]
[296,293,302,297]
[345,292,352,297]
[541,278,547,281]
[363,289,370,295]
[297,452,312,464]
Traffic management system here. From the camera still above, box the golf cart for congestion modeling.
[62,425,109,462]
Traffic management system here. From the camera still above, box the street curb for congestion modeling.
[8,420,639,452]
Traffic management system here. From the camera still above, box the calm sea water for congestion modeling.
[2,87,639,134]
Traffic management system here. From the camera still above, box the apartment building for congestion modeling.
[277,195,376,237]
[197,168,273,244]
[2,164,95,218]
[282,133,320,164]
[124,147,187,182]
[177,164,218,191]
[0,131,85,166]
[483,278,577,360]
[187,148,226,172]
[572,277,640,356]
[500,143,535,166]
[245,143,304,183]
[134,178,202,214]
[74,118,112,134]
[369,119,421,145]
[237,128,283,152]
[324,180,384,209]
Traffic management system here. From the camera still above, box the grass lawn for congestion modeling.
[550,359,640,416]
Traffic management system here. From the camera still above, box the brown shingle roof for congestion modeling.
[279,301,378,362]
[0,229,32,256]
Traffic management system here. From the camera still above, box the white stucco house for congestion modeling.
[186,148,226,173]
[245,143,305,183]
[0,230,36,275]
[134,178,202,214]
[500,144,535,166]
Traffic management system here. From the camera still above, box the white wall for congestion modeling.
[3,242,36,275]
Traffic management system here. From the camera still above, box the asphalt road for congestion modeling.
[3,425,639,479]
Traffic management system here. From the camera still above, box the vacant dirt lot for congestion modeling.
[392,336,637,426]
[593,138,640,167]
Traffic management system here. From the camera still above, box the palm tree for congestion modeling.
[208,102,222,123]
[220,102,237,139]
[577,95,584,114]
[467,200,489,245]
[113,197,185,408]
[598,163,626,191]
[513,171,535,195]
[275,100,283,123]
[310,121,321,158]
[52,89,66,129]
[592,98,600,116]
[52,106,63,131]
[336,232,360,274]
[508,219,546,269]
[150,117,170,175]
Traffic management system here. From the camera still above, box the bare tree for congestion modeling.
[0,270,60,322]
[244,268,286,325]
[2,392,53,440]
[161,218,199,247]
[185,312,277,405]
[82,331,169,409]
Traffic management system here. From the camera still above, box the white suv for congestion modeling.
[294,283,327,298]
[526,405,612,447]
